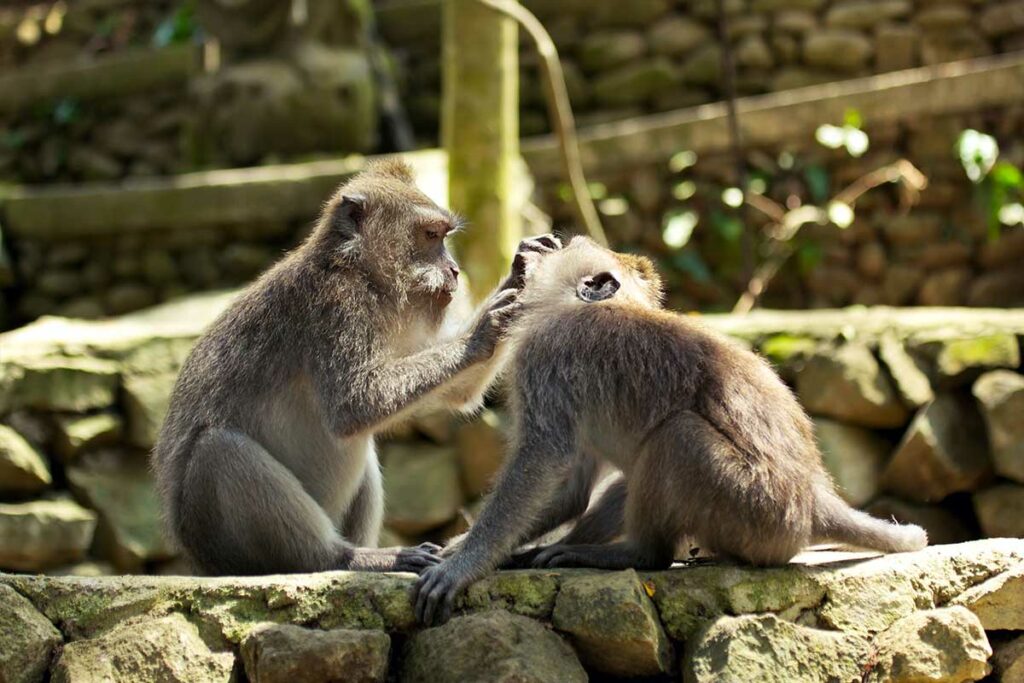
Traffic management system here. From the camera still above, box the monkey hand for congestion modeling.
[501,234,562,291]
[466,288,521,362]
[352,543,442,574]
[412,555,482,625]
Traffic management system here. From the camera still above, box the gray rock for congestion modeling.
[0,424,51,494]
[454,409,506,498]
[0,583,62,683]
[0,356,119,413]
[591,58,679,106]
[952,564,1024,631]
[51,614,235,683]
[980,1,1024,37]
[684,613,865,682]
[401,610,586,683]
[588,0,669,27]
[813,417,889,507]
[0,498,97,571]
[974,483,1024,538]
[973,370,1024,484]
[735,35,774,69]
[917,334,1021,386]
[122,372,176,449]
[242,624,389,683]
[382,443,462,535]
[648,16,710,56]
[751,0,826,9]
[67,451,172,571]
[52,412,122,462]
[804,30,873,71]
[679,44,723,85]
[825,0,911,28]
[578,31,646,71]
[881,394,992,503]
[106,283,158,315]
[991,634,1024,683]
[865,607,991,683]
[918,267,972,306]
[877,334,934,409]
[552,570,673,677]
[797,344,909,428]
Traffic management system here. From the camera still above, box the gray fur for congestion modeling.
[152,159,556,575]
[414,236,927,623]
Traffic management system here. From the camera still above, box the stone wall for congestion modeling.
[2,297,1023,578]
[533,108,1024,312]
[0,1,379,184]
[378,0,1024,141]
[2,540,1023,681]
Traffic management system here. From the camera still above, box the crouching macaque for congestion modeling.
[414,236,927,623]
[152,158,560,575]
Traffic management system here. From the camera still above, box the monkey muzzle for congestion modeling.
[577,271,621,303]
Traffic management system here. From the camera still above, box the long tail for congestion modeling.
[813,488,928,553]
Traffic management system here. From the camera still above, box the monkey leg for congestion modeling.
[509,473,625,568]
[531,464,675,570]
[180,428,438,575]
[340,460,385,547]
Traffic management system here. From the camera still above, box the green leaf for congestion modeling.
[796,243,823,275]
[710,210,743,243]
[804,165,830,204]
[843,108,863,129]
[991,161,1023,189]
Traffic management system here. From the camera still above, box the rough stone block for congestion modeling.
[122,372,176,449]
[382,443,462,535]
[67,451,172,571]
[865,607,991,683]
[0,583,63,683]
[684,613,866,682]
[991,634,1024,683]
[241,624,390,683]
[0,497,97,571]
[877,334,934,409]
[53,412,123,462]
[804,30,873,72]
[797,344,909,428]
[974,483,1024,538]
[552,570,673,677]
[952,564,1024,631]
[881,394,992,503]
[972,370,1024,484]
[0,424,51,494]
[401,610,586,683]
[51,614,234,683]
[454,409,506,498]
[813,417,889,507]
[0,356,119,413]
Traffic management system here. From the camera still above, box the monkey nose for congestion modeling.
[449,265,460,280]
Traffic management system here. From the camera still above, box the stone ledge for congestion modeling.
[2,540,1022,681]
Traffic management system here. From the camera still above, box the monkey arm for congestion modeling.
[414,422,578,624]
[320,339,482,437]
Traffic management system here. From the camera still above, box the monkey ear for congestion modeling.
[330,194,366,238]
[577,271,621,303]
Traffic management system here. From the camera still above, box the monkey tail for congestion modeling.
[812,487,928,553]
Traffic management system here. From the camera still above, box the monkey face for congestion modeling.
[322,159,465,308]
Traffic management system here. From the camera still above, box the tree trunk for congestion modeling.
[442,0,521,302]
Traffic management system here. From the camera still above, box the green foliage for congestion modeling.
[153,2,198,48]
[958,129,1024,240]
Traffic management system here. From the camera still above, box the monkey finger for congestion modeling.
[414,571,438,623]
[417,542,443,555]
[439,591,457,625]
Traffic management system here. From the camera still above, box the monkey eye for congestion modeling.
[424,222,451,241]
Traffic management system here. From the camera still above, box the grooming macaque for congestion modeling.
[415,236,927,623]
[153,159,559,575]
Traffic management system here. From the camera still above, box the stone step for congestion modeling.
[1,539,1021,681]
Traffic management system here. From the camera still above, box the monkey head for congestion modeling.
[316,158,464,307]
[520,236,663,311]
